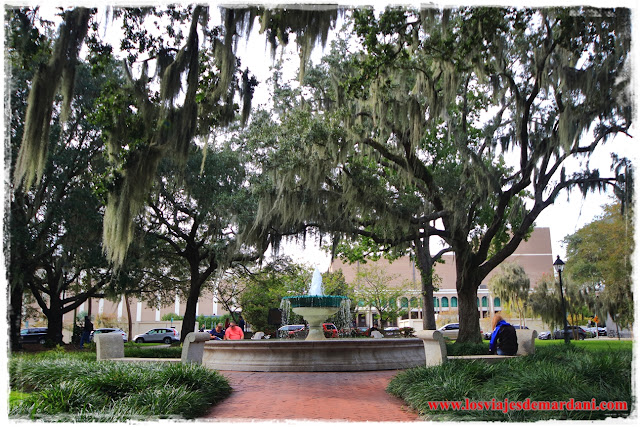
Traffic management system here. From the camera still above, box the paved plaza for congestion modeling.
[204,370,420,422]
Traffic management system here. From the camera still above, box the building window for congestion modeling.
[494,297,501,307]
[410,297,418,308]
[451,297,458,307]
[400,297,409,308]
[482,296,488,307]
[441,297,449,308]
[433,297,439,308]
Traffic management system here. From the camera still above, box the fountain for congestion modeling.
[281,269,349,340]
[201,267,427,372]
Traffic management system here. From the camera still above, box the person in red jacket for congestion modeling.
[224,320,244,340]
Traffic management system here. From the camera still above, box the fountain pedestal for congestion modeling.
[292,307,341,340]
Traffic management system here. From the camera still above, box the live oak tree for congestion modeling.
[6,12,113,346]
[249,7,632,343]
[11,4,341,267]
[140,146,259,341]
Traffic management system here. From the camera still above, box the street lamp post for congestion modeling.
[553,256,570,344]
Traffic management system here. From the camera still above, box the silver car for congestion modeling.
[90,328,128,342]
[133,328,180,344]
[438,323,460,339]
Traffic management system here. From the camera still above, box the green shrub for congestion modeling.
[388,344,633,421]
[9,354,231,421]
[446,341,489,356]
[124,344,183,358]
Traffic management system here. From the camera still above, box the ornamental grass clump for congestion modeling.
[9,353,231,421]
[387,344,632,421]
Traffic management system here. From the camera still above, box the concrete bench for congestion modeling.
[95,333,125,360]
[181,332,211,364]
[416,328,537,366]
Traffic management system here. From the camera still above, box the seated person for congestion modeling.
[489,314,518,355]
[224,320,245,340]
[210,323,225,340]
[367,323,380,337]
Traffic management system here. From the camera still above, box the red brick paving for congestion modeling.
[204,370,420,422]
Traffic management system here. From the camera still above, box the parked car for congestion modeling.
[553,326,587,340]
[585,327,598,338]
[90,328,128,342]
[133,328,180,344]
[323,323,338,338]
[383,326,401,337]
[598,327,607,336]
[19,327,48,345]
[278,324,306,338]
[438,323,460,339]
[537,331,552,340]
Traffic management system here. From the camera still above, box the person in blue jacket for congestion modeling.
[489,314,518,355]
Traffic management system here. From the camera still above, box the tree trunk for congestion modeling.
[46,293,65,345]
[414,235,437,330]
[455,257,483,343]
[180,281,203,342]
[9,281,24,351]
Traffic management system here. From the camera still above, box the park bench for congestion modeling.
[415,329,538,366]
[95,331,210,365]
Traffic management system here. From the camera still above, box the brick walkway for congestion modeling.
[204,370,420,422]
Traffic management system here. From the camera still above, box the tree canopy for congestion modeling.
[564,202,634,330]
[245,6,633,342]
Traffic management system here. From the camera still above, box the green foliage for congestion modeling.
[488,262,530,325]
[9,353,231,421]
[237,258,312,332]
[161,313,183,321]
[446,341,490,356]
[124,344,182,359]
[353,264,411,325]
[388,344,633,421]
[564,203,634,329]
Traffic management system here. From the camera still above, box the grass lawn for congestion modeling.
[389,341,633,421]
[9,349,231,421]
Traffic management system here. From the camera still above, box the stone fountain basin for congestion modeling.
[202,338,426,372]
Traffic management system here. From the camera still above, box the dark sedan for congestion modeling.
[553,326,587,340]
[19,327,48,345]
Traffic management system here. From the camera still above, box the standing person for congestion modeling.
[224,320,244,340]
[489,314,518,355]
[238,316,245,332]
[79,316,93,348]
[210,323,226,340]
